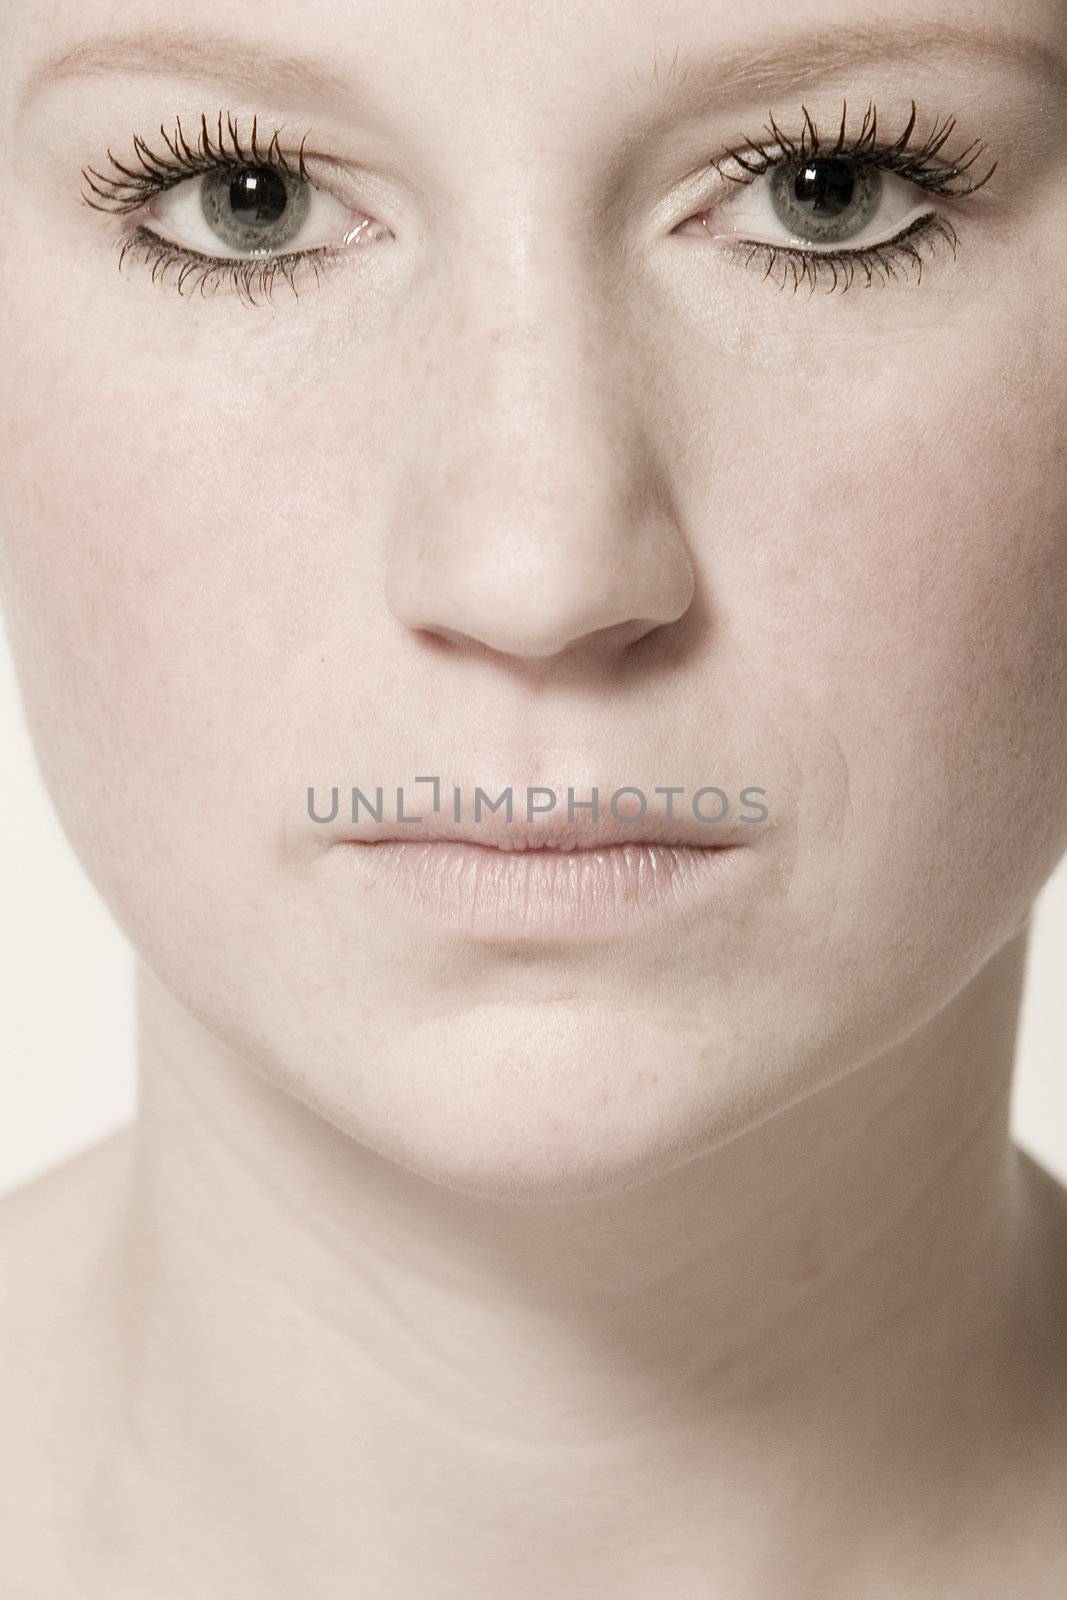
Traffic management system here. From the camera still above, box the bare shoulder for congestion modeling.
[0,1122,134,1240]
[0,1125,136,1348]
[0,1127,137,1598]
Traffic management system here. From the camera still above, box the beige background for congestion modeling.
[1,618,1065,1199]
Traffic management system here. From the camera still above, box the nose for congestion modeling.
[384,298,696,663]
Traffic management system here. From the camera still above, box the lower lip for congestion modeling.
[335,839,749,942]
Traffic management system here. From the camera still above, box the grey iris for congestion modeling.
[199,166,311,254]
[768,158,883,245]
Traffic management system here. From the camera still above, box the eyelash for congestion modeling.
[82,111,342,304]
[81,99,996,304]
[704,97,997,294]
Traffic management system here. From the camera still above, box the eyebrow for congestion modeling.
[16,17,1067,126]
[15,27,377,120]
[631,19,1067,112]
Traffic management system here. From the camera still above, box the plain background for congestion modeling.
[2,616,1065,1199]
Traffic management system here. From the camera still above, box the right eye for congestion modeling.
[143,163,386,261]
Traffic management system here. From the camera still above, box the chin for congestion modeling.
[275,1001,779,1204]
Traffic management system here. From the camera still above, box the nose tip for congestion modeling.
[384,435,696,664]
[386,508,697,662]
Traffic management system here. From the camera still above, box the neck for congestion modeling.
[94,930,1054,1596]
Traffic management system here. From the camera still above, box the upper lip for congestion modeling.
[331,803,757,852]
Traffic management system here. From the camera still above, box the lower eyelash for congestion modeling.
[724,211,960,295]
[115,225,339,305]
[120,209,958,308]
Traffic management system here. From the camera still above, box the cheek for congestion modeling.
[732,311,1067,1005]
[4,294,1065,873]
[839,362,1064,852]
[0,310,381,966]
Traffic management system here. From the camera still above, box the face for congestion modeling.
[1,0,1065,1200]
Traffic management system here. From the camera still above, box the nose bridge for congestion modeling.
[419,224,668,550]
[445,234,630,486]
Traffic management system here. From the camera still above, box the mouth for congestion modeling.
[331,826,753,942]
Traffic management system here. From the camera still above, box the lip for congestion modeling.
[323,798,757,853]
[326,800,761,942]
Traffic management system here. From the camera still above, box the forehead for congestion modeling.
[8,0,1066,134]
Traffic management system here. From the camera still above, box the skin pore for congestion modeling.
[1,0,1067,1595]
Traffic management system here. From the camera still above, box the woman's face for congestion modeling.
[1,0,1065,1198]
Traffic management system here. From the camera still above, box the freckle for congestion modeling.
[790,1249,823,1285]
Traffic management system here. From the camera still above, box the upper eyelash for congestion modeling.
[81,110,310,214]
[712,96,998,197]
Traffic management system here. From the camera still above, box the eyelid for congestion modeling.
[82,111,301,212]
[665,95,998,229]
[81,111,397,302]
[670,97,990,295]
[80,109,396,228]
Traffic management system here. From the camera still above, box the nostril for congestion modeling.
[413,615,662,666]
[389,568,695,665]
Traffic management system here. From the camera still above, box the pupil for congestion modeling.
[793,159,856,216]
[229,166,288,225]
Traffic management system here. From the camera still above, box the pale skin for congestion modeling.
[1,0,1067,1593]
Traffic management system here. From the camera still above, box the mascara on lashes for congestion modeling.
[79,97,998,302]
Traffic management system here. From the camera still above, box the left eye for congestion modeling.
[693,156,933,252]
[145,164,381,259]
